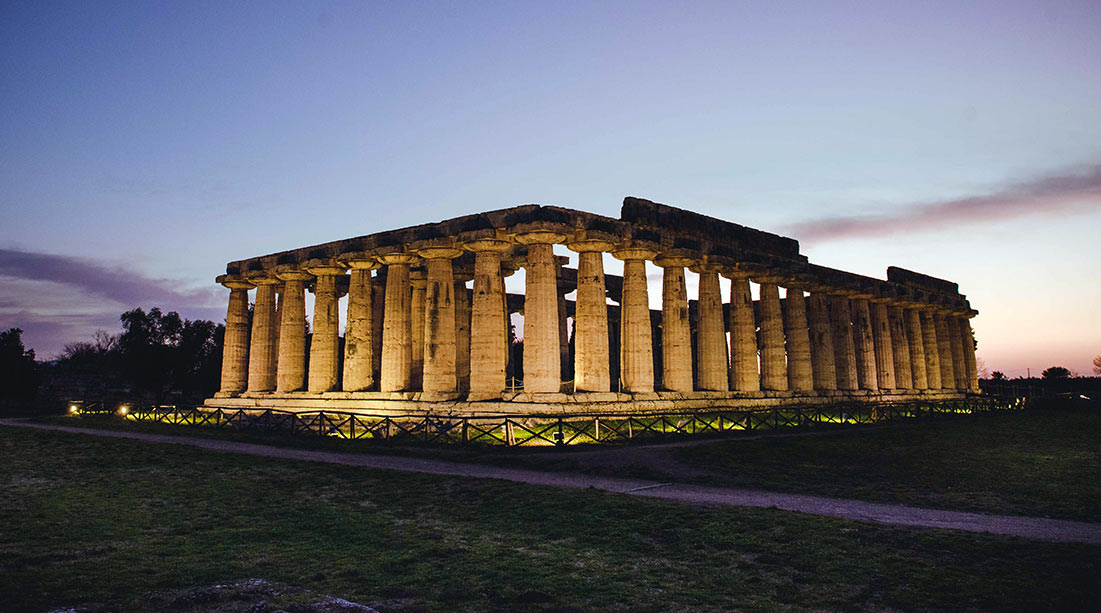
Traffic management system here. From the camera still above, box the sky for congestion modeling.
[1,0,1099,377]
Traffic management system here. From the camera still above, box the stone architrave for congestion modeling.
[725,272,759,392]
[338,253,379,392]
[806,291,836,391]
[959,316,980,392]
[274,265,313,393]
[613,245,657,393]
[653,255,693,392]
[246,272,280,392]
[869,299,896,391]
[850,298,878,391]
[934,312,957,390]
[375,250,418,392]
[783,286,814,392]
[945,313,967,392]
[568,236,616,393]
[920,310,943,389]
[217,274,254,395]
[464,238,511,399]
[756,280,787,391]
[304,259,347,393]
[904,308,928,389]
[414,243,463,396]
[888,305,913,390]
[516,231,567,393]
[693,265,729,392]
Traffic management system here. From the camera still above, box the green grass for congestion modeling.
[1,426,1099,611]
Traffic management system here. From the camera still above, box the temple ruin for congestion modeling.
[206,197,980,415]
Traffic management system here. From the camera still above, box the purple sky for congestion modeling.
[1,1,1099,376]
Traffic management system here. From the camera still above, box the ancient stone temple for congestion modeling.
[207,197,980,415]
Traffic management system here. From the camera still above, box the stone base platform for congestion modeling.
[205,390,974,417]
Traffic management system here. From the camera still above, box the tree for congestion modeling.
[116,307,224,403]
[0,328,40,414]
[1093,355,1101,376]
[1041,366,1071,380]
[991,371,1006,381]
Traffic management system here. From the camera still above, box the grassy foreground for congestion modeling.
[1,426,1099,612]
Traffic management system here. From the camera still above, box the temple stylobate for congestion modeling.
[208,197,980,415]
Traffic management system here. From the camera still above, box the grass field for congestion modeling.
[2,424,1100,611]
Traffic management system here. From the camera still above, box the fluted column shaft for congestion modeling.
[658,264,692,392]
[522,240,562,393]
[410,273,427,390]
[342,266,376,392]
[616,253,655,392]
[573,247,613,392]
[379,258,414,392]
[219,279,252,394]
[806,292,836,390]
[829,296,858,391]
[727,274,760,391]
[888,306,912,390]
[307,268,343,393]
[421,254,459,395]
[468,244,509,398]
[758,281,787,391]
[851,298,878,391]
[276,272,310,392]
[695,269,728,391]
[247,278,279,392]
[870,301,896,390]
[454,280,471,393]
[934,313,957,390]
[904,308,928,389]
[959,317,980,392]
[920,310,943,389]
[783,287,813,391]
[946,314,967,391]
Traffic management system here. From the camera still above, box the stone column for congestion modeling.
[945,313,967,391]
[409,271,427,390]
[376,251,417,392]
[653,255,692,392]
[516,231,567,393]
[217,274,253,395]
[338,253,378,392]
[756,279,787,391]
[850,297,878,391]
[414,243,463,396]
[465,239,511,399]
[806,291,836,391]
[920,309,943,389]
[783,286,814,392]
[568,236,615,393]
[556,257,571,381]
[454,278,471,393]
[887,305,912,390]
[725,271,760,392]
[829,294,858,391]
[934,312,957,390]
[275,266,312,392]
[304,259,346,393]
[959,316,980,393]
[693,265,728,392]
[904,307,928,389]
[246,272,279,392]
[371,274,385,384]
[870,299,896,391]
[613,246,657,393]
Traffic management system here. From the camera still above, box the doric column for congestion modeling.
[920,309,943,389]
[515,231,567,393]
[945,312,967,391]
[274,265,312,392]
[568,235,615,393]
[869,298,896,391]
[246,272,279,392]
[829,293,858,391]
[375,249,417,392]
[338,252,378,392]
[904,307,928,389]
[217,274,253,395]
[959,315,980,392]
[556,257,571,381]
[409,270,427,390]
[783,285,814,392]
[653,254,693,392]
[725,271,760,392]
[304,259,346,393]
[756,278,787,391]
[888,305,913,390]
[850,297,878,391]
[371,273,385,384]
[613,244,658,393]
[410,242,463,396]
[464,238,510,399]
[692,264,728,392]
[454,277,471,394]
[934,311,957,390]
[806,290,836,391]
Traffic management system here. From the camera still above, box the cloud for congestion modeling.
[783,164,1101,243]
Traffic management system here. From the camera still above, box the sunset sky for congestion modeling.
[2,1,1099,377]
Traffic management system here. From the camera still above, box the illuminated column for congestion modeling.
[371,274,385,384]
[454,277,471,393]
[465,239,511,399]
[568,237,615,392]
[829,293,858,391]
[415,243,463,396]
[693,265,728,392]
[806,291,836,391]
[377,251,417,392]
[870,299,896,391]
[613,246,657,393]
[304,260,346,393]
[339,254,378,392]
[725,271,759,392]
[756,278,787,391]
[945,313,967,391]
[217,274,253,395]
[556,258,571,381]
[653,255,692,392]
[246,272,280,392]
[275,266,312,392]
[888,305,913,390]
[516,231,566,393]
[934,312,957,390]
[959,316,980,393]
[904,307,928,390]
[920,309,943,389]
[783,285,814,392]
[409,271,427,390]
[850,297,878,391]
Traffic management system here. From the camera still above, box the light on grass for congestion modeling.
[69,405,78,414]
[118,405,128,415]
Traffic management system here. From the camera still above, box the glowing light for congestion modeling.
[69,405,78,413]
[118,405,129,415]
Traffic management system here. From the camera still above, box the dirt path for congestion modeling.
[4,418,1100,545]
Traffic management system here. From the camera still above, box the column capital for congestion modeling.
[611,240,659,262]
[303,258,348,277]
[512,226,569,245]
[216,274,254,290]
[653,250,695,268]
[246,271,282,286]
[462,238,512,253]
[337,251,380,270]
[273,264,314,282]
[565,229,617,254]
[752,273,791,285]
[370,246,419,266]
[411,238,464,260]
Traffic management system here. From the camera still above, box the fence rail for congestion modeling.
[71,397,1022,447]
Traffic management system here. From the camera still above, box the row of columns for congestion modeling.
[218,240,980,399]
